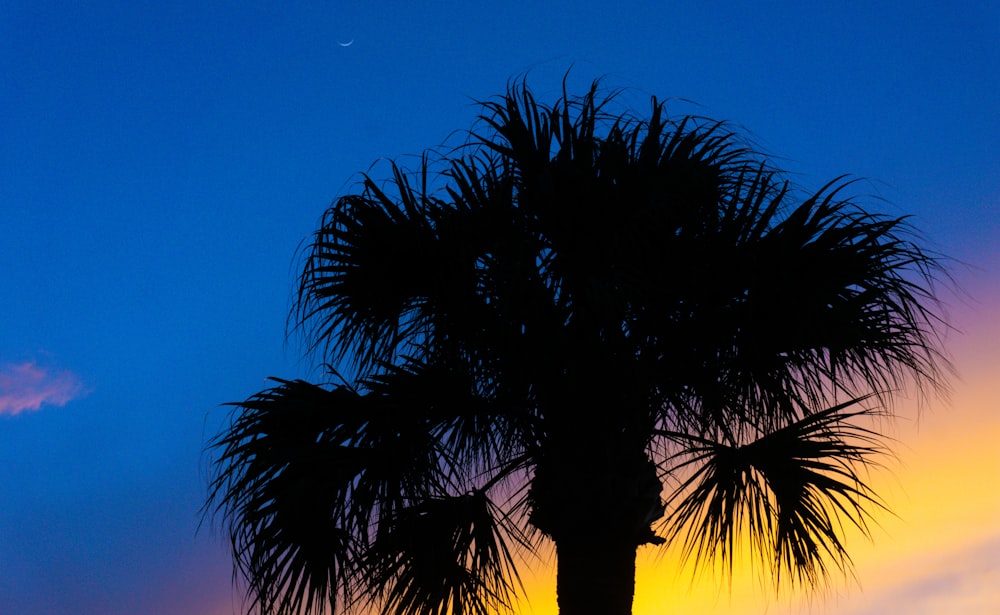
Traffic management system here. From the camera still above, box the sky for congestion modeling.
[1,1,998,614]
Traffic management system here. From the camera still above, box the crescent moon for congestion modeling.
[338,39,354,47]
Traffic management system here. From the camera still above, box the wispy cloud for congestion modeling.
[0,361,87,416]
[838,534,1000,615]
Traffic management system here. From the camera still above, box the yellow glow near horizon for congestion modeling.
[510,302,1000,615]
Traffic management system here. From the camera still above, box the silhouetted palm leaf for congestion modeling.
[365,491,525,615]
[206,360,531,614]
[661,397,888,587]
[206,379,365,614]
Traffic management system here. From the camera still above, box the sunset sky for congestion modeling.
[1,2,997,614]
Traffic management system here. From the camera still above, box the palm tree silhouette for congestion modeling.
[205,79,949,615]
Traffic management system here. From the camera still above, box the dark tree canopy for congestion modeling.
[205,78,950,615]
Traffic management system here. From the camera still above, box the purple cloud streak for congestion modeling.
[0,361,87,416]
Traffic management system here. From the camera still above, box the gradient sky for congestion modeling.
[2,2,997,614]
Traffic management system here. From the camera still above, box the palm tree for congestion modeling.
[204,79,949,615]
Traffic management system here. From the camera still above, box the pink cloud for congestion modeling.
[0,361,87,416]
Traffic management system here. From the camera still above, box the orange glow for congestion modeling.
[649,294,999,614]
[510,290,1000,615]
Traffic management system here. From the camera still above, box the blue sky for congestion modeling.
[2,2,998,614]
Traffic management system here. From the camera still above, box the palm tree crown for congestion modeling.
[205,79,949,615]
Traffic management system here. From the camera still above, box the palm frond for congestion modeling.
[363,491,525,615]
[645,173,950,440]
[661,397,889,588]
[205,379,359,614]
[205,376,450,614]
[730,182,948,426]
[359,357,529,477]
[294,161,441,374]
[205,360,535,615]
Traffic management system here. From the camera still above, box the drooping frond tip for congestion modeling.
[662,397,891,589]
[365,491,526,615]
[204,368,531,615]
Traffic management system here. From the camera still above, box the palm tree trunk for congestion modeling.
[533,444,661,615]
[556,535,638,615]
